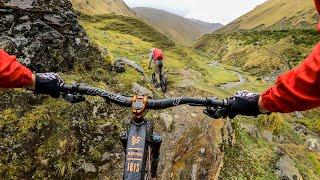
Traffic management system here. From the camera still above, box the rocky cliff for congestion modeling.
[0,0,105,72]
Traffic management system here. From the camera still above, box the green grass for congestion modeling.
[295,109,320,134]
[194,29,320,76]
[219,125,278,179]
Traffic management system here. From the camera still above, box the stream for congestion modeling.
[219,72,247,89]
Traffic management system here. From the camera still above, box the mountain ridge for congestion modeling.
[218,0,317,32]
[70,0,136,16]
[133,7,223,44]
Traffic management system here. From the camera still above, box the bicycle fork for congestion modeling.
[150,134,162,178]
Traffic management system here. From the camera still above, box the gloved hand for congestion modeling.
[34,73,64,98]
[227,90,262,118]
[204,91,262,119]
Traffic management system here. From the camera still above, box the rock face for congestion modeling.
[0,0,104,72]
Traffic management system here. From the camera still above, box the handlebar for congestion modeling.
[59,83,229,110]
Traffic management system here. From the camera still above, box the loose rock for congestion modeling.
[276,155,303,180]
[80,163,97,173]
[306,137,320,152]
[132,83,153,97]
[240,123,261,138]
[101,152,112,163]
[261,130,273,142]
[159,113,174,131]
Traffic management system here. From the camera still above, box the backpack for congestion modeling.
[153,48,164,60]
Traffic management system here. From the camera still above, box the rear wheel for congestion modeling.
[151,73,156,85]
[160,74,167,93]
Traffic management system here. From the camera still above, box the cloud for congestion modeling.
[124,0,268,24]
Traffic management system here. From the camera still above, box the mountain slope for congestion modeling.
[133,7,223,45]
[218,0,317,32]
[70,0,136,16]
[194,30,319,76]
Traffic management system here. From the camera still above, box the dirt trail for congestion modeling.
[156,67,229,179]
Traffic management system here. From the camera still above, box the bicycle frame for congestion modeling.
[122,120,148,179]
[120,96,162,180]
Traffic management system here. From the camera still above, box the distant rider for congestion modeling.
[0,49,63,97]
[148,48,164,86]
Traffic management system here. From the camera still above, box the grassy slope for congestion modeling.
[220,114,320,179]
[133,7,223,45]
[218,0,316,32]
[70,0,136,17]
[194,30,319,76]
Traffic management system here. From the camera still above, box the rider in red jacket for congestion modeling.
[0,49,63,97]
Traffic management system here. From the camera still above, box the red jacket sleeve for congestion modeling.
[261,43,320,113]
[0,49,33,88]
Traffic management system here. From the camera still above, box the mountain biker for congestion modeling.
[0,49,63,97]
[148,48,164,86]
[205,0,320,118]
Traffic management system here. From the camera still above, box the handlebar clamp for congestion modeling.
[132,95,148,120]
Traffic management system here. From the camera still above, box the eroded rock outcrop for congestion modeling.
[0,0,105,72]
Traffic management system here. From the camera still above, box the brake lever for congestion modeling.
[63,93,86,103]
[203,107,230,119]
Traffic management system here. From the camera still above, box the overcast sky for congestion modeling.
[124,0,268,24]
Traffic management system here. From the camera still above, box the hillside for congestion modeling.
[194,30,319,76]
[133,7,223,45]
[70,0,136,16]
[218,0,317,32]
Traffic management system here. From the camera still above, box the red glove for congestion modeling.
[0,49,33,88]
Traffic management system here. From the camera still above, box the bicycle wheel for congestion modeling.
[160,75,167,93]
[151,73,156,85]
